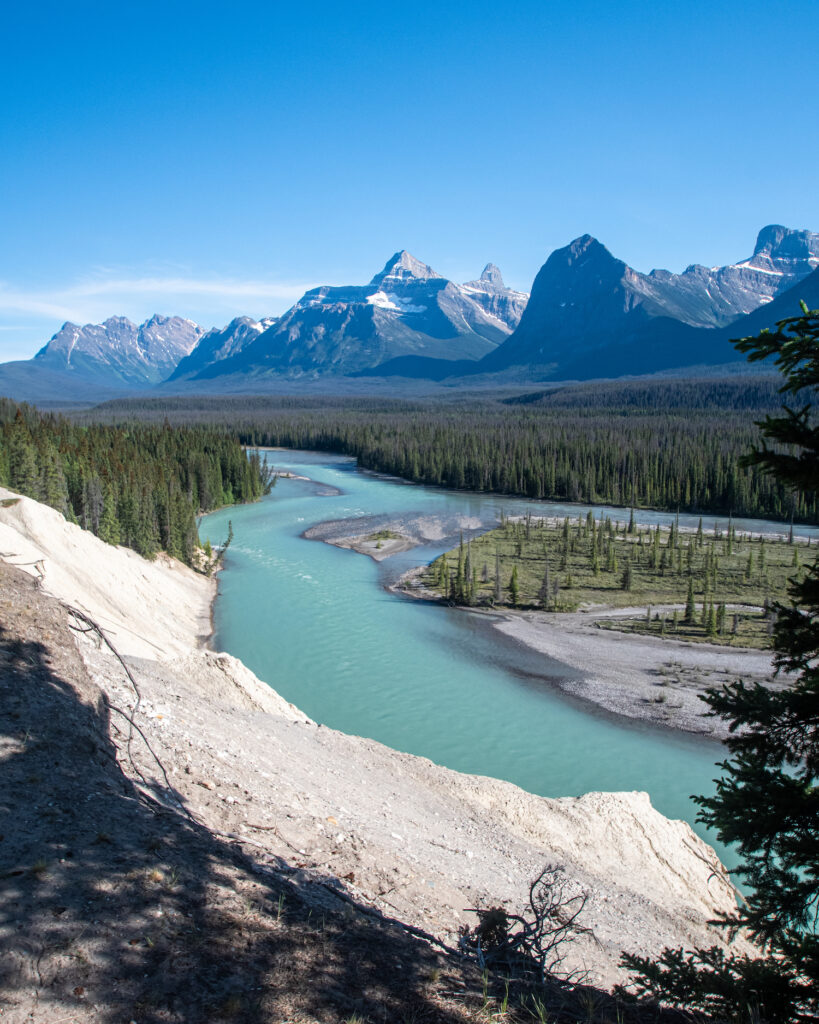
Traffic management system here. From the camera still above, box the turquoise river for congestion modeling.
[201,450,818,854]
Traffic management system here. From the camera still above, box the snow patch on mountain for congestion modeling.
[366,290,428,313]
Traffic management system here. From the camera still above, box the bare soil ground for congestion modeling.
[0,562,488,1023]
[0,564,713,1024]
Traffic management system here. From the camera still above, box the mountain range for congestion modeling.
[171,251,528,382]
[481,225,819,379]
[0,224,816,402]
[35,314,203,386]
[365,225,819,381]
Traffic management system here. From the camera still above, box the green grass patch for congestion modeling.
[366,529,404,542]
[598,610,773,649]
[424,512,808,647]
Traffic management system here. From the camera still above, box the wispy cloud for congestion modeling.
[0,270,324,361]
[0,273,316,325]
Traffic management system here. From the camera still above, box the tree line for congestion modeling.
[0,398,274,564]
[72,377,813,524]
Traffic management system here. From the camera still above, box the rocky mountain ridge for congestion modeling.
[1,225,817,399]
[169,315,277,381]
[34,313,204,386]
[376,225,819,382]
[495,229,819,380]
[181,251,528,380]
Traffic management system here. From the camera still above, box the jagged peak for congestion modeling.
[754,224,819,260]
[141,314,202,331]
[142,313,169,328]
[479,263,505,288]
[220,315,259,330]
[551,234,619,268]
[567,234,602,254]
[370,250,442,286]
[101,315,138,330]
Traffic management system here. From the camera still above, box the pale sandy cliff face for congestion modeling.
[0,487,213,659]
[0,489,752,986]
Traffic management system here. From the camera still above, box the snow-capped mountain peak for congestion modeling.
[369,250,443,287]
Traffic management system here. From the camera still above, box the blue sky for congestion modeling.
[1,0,816,359]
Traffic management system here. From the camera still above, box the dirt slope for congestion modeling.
[0,489,754,1019]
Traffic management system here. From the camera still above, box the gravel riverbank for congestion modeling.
[395,564,782,739]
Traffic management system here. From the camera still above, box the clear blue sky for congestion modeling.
[1,0,816,359]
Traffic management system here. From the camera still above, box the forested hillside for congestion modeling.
[0,398,274,563]
[81,376,814,524]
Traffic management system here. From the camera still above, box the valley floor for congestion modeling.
[0,489,756,1021]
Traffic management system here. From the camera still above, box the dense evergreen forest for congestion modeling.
[79,375,817,524]
[0,398,274,564]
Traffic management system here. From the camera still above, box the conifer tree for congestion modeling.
[455,534,465,602]
[684,575,696,623]
[538,556,551,610]
[509,564,519,607]
[706,600,717,637]
[436,555,448,592]
[464,539,474,605]
[622,303,819,1020]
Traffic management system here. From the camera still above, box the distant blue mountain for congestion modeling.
[33,314,203,386]
[365,225,819,381]
[169,316,277,381]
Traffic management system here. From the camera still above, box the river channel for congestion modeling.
[201,449,816,852]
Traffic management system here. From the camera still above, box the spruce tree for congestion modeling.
[706,600,717,637]
[464,539,474,605]
[684,575,696,623]
[622,303,819,1020]
[455,534,465,602]
[538,556,551,610]
[509,564,519,607]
